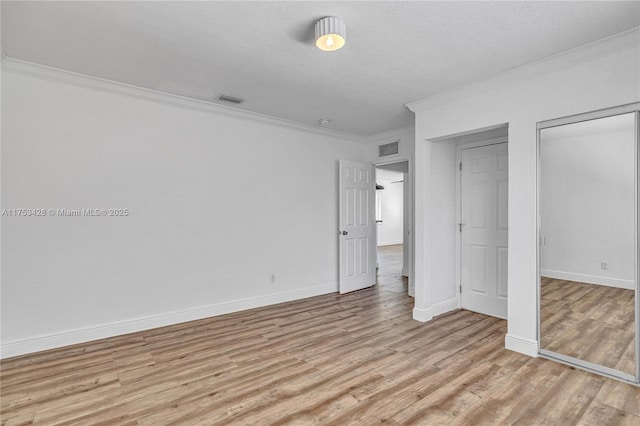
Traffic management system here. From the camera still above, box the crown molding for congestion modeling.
[406,27,640,114]
[0,57,367,144]
[365,125,415,144]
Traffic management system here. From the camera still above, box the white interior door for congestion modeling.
[460,143,508,318]
[339,160,376,294]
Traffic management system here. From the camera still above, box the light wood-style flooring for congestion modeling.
[376,244,407,294]
[540,276,636,376]
[2,249,639,425]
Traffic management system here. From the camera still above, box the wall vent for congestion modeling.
[378,141,399,158]
[217,94,244,104]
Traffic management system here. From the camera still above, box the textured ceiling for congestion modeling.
[2,1,639,136]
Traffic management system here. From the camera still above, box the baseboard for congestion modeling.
[430,297,459,317]
[412,307,432,322]
[412,297,459,322]
[505,333,539,357]
[0,282,338,359]
[541,269,634,290]
[377,241,403,247]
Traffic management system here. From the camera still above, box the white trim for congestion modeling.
[377,240,403,247]
[412,307,432,322]
[431,125,508,144]
[0,57,366,144]
[505,333,539,357]
[365,126,414,145]
[541,270,635,290]
[406,27,640,113]
[412,297,459,322]
[0,282,338,359]
[430,297,460,317]
[457,136,508,151]
[373,154,411,168]
[538,102,640,130]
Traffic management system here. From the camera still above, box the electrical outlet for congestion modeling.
[600,262,608,270]
[270,274,276,283]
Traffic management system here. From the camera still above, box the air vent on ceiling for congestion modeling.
[378,141,399,158]
[217,94,244,104]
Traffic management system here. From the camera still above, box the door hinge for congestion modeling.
[459,285,462,293]
[459,162,462,171]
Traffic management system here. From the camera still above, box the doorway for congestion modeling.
[375,160,412,297]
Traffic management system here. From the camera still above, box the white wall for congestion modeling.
[408,29,640,356]
[376,177,404,246]
[428,141,458,306]
[0,65,366,357]
[540,114,635,289]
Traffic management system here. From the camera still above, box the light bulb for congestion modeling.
[315,17,346,51]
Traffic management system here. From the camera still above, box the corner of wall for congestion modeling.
[430,298,459,317]
[412,307,432,322]
[412,298,458,323]
[505,333,539,357]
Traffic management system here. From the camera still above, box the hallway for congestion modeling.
[377,244,408,294]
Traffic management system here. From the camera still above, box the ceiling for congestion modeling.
[2,1,639,137]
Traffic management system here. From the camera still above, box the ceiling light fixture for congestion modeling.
[319,118,331,125]
[315,17,346,52]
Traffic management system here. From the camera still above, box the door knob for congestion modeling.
[342,231,348,235]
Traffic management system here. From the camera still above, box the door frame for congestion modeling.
[456,137,508,311]
[373,155,414,297]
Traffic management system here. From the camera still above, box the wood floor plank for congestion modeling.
[540,277,636,375]
[2,245,638,425]
[579,400,640,426]
[447,359,567,425]
[595,379,640,417]
[389,361,496,424]
[512,369,606,424]
[0,411,34,426]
